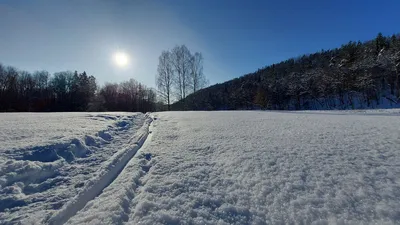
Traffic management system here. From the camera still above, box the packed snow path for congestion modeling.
[0,112,150,224]
[66,111,400,225]
[48,115,152,225]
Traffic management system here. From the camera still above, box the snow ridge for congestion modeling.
[47,115,153,225]
[0,113,144,224]
[65,116,156,225]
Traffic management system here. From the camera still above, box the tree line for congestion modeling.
[95,79,156,112]
[172,33,400,110]
[0,65,156,112]
[156,45,208,110]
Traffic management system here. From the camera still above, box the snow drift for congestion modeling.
[0,112,146,224]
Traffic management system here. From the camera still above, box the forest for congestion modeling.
[2,34,400,112]
[0,67,156,112]
[172,33,400,110]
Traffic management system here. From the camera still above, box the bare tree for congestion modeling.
[189,52,208,93]
[0,64,6,100]
[156,51,174,110]
[120,78,138,111]
[100,83,119,110]
[33,70,50,94]
[171,45,191,101]
[155,45,208,109]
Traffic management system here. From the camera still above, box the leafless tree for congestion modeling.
[156,51,174,110]
[189,52,208,93]
[0,64,6,97]
[171,45,191,101]
[155,45,209,109]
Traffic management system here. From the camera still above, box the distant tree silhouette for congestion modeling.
[0,64,156,112]
[171,45,192,102]
[99,79,156,113]
[156,51,174,110]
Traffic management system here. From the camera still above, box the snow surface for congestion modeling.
[0,112,146,224]
[0,112,134,152]
[66,110,400,225]
[2,110,400,224]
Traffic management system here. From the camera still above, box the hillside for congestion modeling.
[172,33,400,110]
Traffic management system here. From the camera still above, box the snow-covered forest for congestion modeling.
[173,33,400,110]
[2,33,400,112]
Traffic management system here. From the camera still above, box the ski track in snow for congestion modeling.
[48,115,153,225]
[59,110,400,225]
[0,112,147,224]
[65,116,156,225]
[2,110,400,224]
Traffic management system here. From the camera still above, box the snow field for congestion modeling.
[125,111,400,224]
[2,110,400,225]
[0,112,146,224]
[0,113,130,152]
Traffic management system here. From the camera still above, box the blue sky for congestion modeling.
[0,0,399,87]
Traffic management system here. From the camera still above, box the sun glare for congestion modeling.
[113,52,129,67]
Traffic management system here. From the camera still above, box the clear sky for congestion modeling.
[0,0,399,87]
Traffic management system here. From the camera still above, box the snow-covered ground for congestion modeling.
[64,110,400,225]
[0,112,149,224]
[2,110,400,224]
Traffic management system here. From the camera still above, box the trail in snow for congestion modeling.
[48,116,153,225]
[65,116,156,225]
[3,110,400,225]
[95,111,400,225]
[0,112,145,224]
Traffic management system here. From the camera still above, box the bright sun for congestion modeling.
[113,52,129,67]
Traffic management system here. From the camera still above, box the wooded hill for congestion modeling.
[172,33,400,110]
